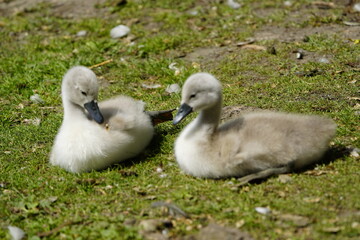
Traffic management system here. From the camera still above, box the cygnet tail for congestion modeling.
[146,109,176,126]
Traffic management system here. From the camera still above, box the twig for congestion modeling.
[37,220,89,237]
[89,59,113,69]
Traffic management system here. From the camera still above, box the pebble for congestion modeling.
[139,219,160,232]
[284,1,292,7]
[227,0,242,9]
[110,25,130,39]
[350,148,360,158]
[353,3,360,12]
[165,84,181,94]
[76,30,87,37]
[188,9,198,16]
[8,226,25,240]
[255,207,271,215]
[318,57,330,64]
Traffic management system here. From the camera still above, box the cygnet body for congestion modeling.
[50,66,154,173]
[173,73,336,181]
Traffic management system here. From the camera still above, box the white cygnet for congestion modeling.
[50,66,154,173]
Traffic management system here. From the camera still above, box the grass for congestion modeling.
[0,0,359,239]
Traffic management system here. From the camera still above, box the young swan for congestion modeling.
[50,66,155,173]
[173,73,336,183]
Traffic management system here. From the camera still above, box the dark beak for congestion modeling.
[173,103,193,125]
[84,100,104,124]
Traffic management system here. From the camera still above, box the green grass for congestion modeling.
[1,0,359,239]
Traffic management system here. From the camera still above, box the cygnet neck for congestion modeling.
[62,96,87,123]
[196,97,222,133]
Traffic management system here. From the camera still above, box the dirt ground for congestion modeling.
[1,0,359,65]
[0,0,109,18]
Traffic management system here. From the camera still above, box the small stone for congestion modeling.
[296,52,303,59]
[76,30,87,37]
[255,207,271,215]
[165,84,181,94]
[353,3,360,12]
[139,219,172,233]
[350,148,360,158]
[227,0,242,9]
[110,25,130,39]
[283,1,292,7]
[318,57,330,64]
[188,9,198,16]
[352,222,360,229]
[8,226,25,240]
[139,219,160,232]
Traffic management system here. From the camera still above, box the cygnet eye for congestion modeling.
[189,93,196,99]
[81,91,87,96]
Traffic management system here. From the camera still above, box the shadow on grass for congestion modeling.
[105,124,180,171]
[236,145,350,186]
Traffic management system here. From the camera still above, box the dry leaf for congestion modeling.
[348,97,360,101]
[322,226,343,233]
[235,219,245,228]
[312,1,335,9]
[142,83,161,89]
[30,94,44,104]
[303,197,321,203]
[23,118,41,126]
[304,169,329,176]
[241,44,267,51]
[236,38,255,46]
[343,21,360,26]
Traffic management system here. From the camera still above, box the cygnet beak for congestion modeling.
[84,100,104,124]
[173,103,193,125]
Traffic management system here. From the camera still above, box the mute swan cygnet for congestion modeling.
[173,73,336,182]
[50,66,161,173]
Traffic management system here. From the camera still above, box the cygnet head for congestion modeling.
[62,66,104,124]
[173,72,222,124]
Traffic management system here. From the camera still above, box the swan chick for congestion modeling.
[173,73,336,182]
[50,66,155,173]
